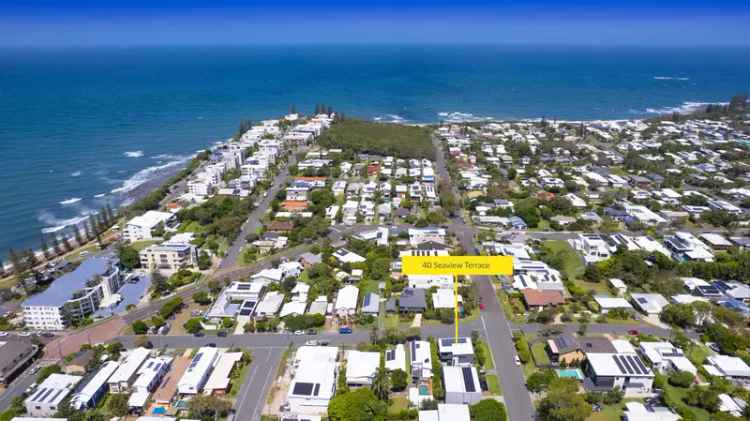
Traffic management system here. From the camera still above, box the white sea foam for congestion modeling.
[374,114,407,123]
[653,76,690,81]
[110,156,190,195]
[645,101,728,115]
[437,111,493,123]
[124,150,144,158]
[59,197,82,205]
[70,170,82,177]
[94,193,107,198]
[39,211,90,234]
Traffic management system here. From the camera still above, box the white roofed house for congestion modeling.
[663,231,714,262]
[123,210,178,242]
[437,337,474,366]
[569,233,615,264]
[332,248,366,264]
[108,347,151,393]
[254,291,284,318]
[128,356,173,413]
[410,340,433,380]
[593,295,634,314]
[178,346,220,395]
[203,352,243,395]
[583,353,655,396]
[638,342,697,375]
[630,293,669,315]
[335,285,359,317]
[443,366,482,404]
[419,403,471,421]
[345,350,380,386]
[24,373,82,417]
[287,346,339,415]
[71,360,119,410]
[704,355,750,384]
[385,345,407,372]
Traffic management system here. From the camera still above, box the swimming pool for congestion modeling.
[418,385,430,395]
[556,368,584,380]
[152,407,167,415]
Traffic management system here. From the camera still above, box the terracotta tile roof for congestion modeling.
[281,200,309,211]
[522,289,564,307]
[268,220,294,232]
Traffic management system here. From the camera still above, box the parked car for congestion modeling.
[305,340,319,346]
[479,303,486,310]
[217,330,227,337]
[514,356,521,366]
[628,329,639,336]
[306,328,317,335]
[294,330,305,335]
[339,326,352,334]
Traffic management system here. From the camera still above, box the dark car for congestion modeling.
[207,342,217,347]
[194,332,205,337]
[217,330,228,337]
[628,329,639,336]
[306,328,317,335]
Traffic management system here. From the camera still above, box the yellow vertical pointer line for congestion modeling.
[454,274,459,342]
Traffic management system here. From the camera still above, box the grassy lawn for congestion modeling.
[544,240,585,280]
[663,384,711,421]
[485,374,502,395]
[131,240,158,252]
[530,342,551,366]
[383,314,401,330]
[178,220,205,233]
[228,359,252,400]
[587,402,628,421]
[477,341,494,369]
[497,290,525,323]
[388,396,410,415]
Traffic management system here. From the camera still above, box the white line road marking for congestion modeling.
[251,349,279,421]
[480,315,499,372]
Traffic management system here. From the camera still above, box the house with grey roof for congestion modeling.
[361,293,380,315]
[398,288,426,313]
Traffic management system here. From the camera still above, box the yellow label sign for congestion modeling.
[401,256,513,275]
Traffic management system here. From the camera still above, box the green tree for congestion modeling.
[328,388,387,421]
[537,379,592,421]
[192,291,212,305]
[106,393,129,416]
[187,394,232,421]
[390,369,408,392]
[117,245,140,270]
[668,371,695,388]
[470,399,508,421]
[132,320,148,335]
[183,317,204,334]
[370,355,390,401]
[526,369,556,393]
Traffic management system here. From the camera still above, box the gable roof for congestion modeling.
[521,289,564,306]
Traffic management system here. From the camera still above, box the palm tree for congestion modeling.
[371,354,390,401]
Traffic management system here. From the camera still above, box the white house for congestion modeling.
[123,211,177,242]
[24,374,82,416]
[443,366,482,404]
[287,346,338,415]
[335,285,359,316]
[584,353,655,396]
[178,346,220,395]
[345,351,380,386]
[639,342,697,374]
[385,345,406,372]
[630,293,669,315]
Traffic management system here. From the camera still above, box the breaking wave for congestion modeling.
[373,114,407,123]
[653,76,690,81]
[645,101,728,115]
[39,211,90,234]
[110,155,190,195]
[59,197,82,205]
[124,150,144,158]
[437,111,493,123]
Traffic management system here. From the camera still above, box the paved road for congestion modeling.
[432,136,536,421]
[0,365,36,411]
[235,347,284,421]
[220,148,302,270]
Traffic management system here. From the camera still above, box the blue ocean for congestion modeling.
[0,45,749,258]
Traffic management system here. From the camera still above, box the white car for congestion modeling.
[0,332,9,337]
[294,330,305,335]
[17,332,32,337]
[514,356,521,366]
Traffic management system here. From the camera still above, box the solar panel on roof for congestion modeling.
[239,309,252,316]
[410,342,417,361]
[612,355,627,374]
[462,367,476,392]
[237,284,251,290]
[631,356,649,374]
[627,355,644,374]
[47,389,63,403]
[292,382,314,396]
[39,388,55,403]
[363,295,371,306]
[386,350,395,361]
[619,355,635,374]
[313,383,321,396]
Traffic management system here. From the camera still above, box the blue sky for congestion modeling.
[2,0,749,46]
